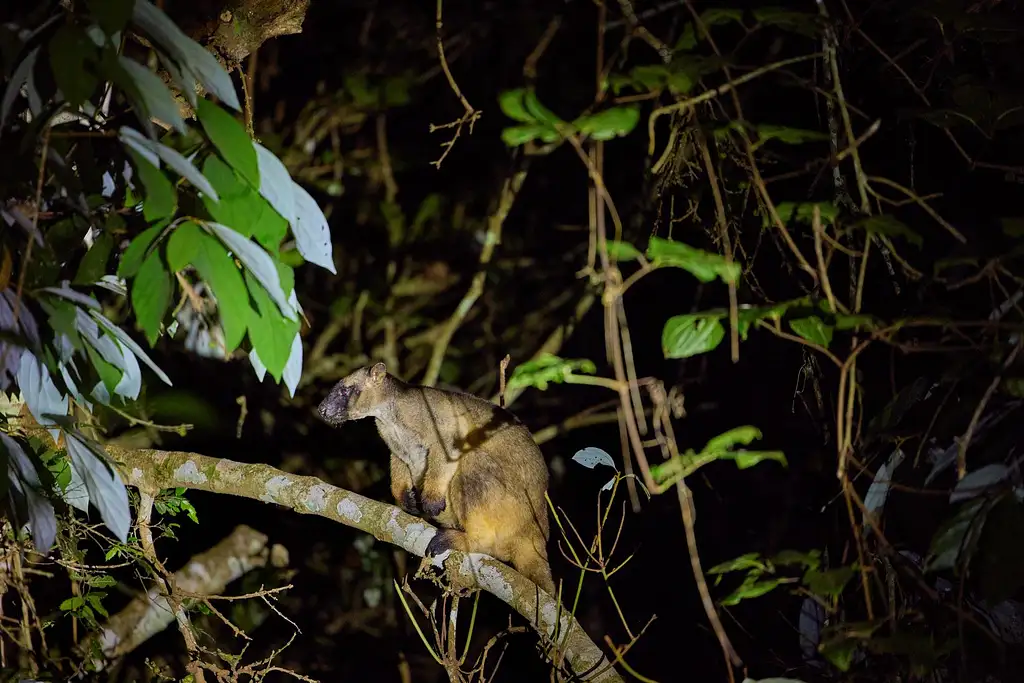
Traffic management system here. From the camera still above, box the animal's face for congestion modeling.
[317,362,389,426]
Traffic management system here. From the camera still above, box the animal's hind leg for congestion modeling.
[510,537,555,595]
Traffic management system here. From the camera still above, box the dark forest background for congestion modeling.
[3,1,1024,682]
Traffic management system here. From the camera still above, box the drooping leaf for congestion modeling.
[116,55,187,134]
[662,314,726,358]
[195,98,258,185]
[498,89,536,123]
[2,433,57,551]
[647,237,740,284]
[131,0,240,110]
[708,552,768,575]
[91,310,173,386]
[39,284,101,311]
[132,250,171,346]
[73,230,114,286]
[167,222,248,353]
[500,124,560,147]
[280,331,303,398]
[118,225,164,278]
[702,426,762,453]
[125,149,177,222]
[253,142,296,225]
[925,498,990,572]
[291,181,336,274]
[572,447,617,470]
[119,126,219,201]
[48,24,98,108]
[206,222,296,321]
[244,272,299,381]
[950,464,1011,504]
[85,0,135,36]
[803,565,858,600]
[84,341,123,398]
[720,574,786,606]
[789,316,833,348]
[0,47,39,137]
[16,351,66,442]
[574,104,640,141]
[65,433,131,543]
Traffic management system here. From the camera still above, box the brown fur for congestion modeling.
[317,362,555,594]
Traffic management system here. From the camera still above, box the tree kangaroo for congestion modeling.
[317,362,555,594]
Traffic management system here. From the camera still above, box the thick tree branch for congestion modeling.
[104,445,623,683]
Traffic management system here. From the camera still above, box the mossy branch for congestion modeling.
[103,444,623,683]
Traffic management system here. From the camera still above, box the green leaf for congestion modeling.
[60,596,86,611]
[126,150,177,222]
[119,126,219,201]
[501,124,560,147]
[803,565,858,600]
[506,353,598,392]
[707,552,768,575]
[661,314,726,358]
[48,25,98,108]
[73,230,114,286]
[647,237,740,284]
[789,316,833,348]
[756,124,828,145]
[730,450,788,469]
[116,55,187,134]
[925,498,990,573]
[85,592,109,618]
[206,222,295,321]
[771,549,822,570]
[196,98,259,186]
[118,225,164,278]
[86,0,135,36]
[702,426,763,453]
[752,8,822,38]
[629,65,671,91]
[574,104,640,141]
[132,250,171,346]
[720,574,786,605]
[201,155,286,249]
[851,214,923,247]
[168,222,249,353]
[767,202,839,228]
[244,272,299,381]
[85,343,122,395]
[606,240,642,261]
[499,89,537,124]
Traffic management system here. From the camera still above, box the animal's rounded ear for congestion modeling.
[370,362,387,382]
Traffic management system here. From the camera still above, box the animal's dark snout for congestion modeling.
[318,385,354,425]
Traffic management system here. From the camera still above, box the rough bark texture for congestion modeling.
[165,0,311,64]
[106,445,623,683]
[88,524,271,663]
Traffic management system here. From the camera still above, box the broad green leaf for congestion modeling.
[728,450,789,469]
[65,434,131,543]
[720,575,786,605]
[606,240,642,261]
[168,222,248,353]
[735,299,807,338]
[196,98,258,186]
[925,498,989,572]
[201,155,287,248]
[245,272,299,381]
[661,314,726,358]
[707,553,767,575]
[132,250,171,346]
[768,201,840,228]
[85,342,122,396]
[803,565,857,600]
[789,316,833,348]
[851,214,923,247]
[647,237,740,284]
[574,104,640,141]
[60,596,86,611]
[756,124,828,145]
[498,89,536,124]
[501,124,559,147]
[629,65,671,91]
[119,126,219,201]
[126,150,177,222]
[206,222,296,321]
[91,310,172,386]
[86,0,135,35]
[116,55,187,134]
[506,353,598,392]
[771,549,822,570]
[73,230,114,285]
[16,351,67,441]
[279,331,303,398]
[833,312,880,331]
[118,225,164,278]
[49,25,98,108]
[1,433,57,551]
[132,0,241,110]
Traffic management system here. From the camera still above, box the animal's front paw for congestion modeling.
[425,529,454,557]
[398,488,421,515]
[421,495,446,518]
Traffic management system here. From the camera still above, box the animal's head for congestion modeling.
[317,362,390,426]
